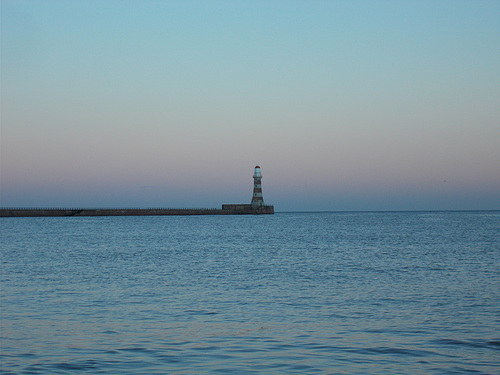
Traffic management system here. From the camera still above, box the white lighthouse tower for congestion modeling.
[251,165,264,207]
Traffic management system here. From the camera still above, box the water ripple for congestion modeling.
[1,212,499,374]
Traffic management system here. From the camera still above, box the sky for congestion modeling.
[1,0,499,211]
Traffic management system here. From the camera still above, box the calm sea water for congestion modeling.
[1,211,499,374]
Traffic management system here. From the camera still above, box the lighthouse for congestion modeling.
[221,165,273,213]
[251,165,265,207]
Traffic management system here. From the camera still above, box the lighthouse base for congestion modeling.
[221,204,274,214]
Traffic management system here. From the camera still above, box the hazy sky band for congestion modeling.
[1,0,499,210]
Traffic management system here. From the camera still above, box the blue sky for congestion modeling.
[1,0,499,211]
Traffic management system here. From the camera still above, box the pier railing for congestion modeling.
[0,205,274,217]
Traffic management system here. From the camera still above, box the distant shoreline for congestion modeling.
[277,210,499,214]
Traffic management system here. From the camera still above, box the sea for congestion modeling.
[1,211,499,374]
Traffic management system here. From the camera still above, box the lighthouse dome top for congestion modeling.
[253,165,262,178]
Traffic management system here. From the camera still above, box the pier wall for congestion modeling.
[0,205,274,217]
